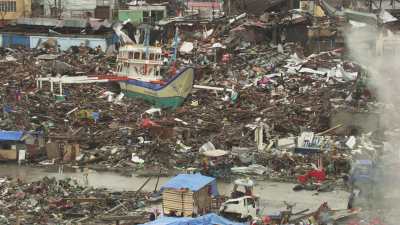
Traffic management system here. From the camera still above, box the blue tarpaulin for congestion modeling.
[141,213,245,225]
[161,173,219,196]
[0,131,24,141]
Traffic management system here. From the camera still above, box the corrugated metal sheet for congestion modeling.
[2,34,30,48]
[30,36,108,51]
[16,17,87,28]
[17,18,63,27]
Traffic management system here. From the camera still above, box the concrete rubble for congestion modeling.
[0,41,364,180]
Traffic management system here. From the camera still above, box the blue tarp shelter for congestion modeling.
[141,213,245,225]
[0,131,24,141]
[161,173,219,196]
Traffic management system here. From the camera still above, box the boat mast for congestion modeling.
[143,24,151,60]
[172,27,180,63]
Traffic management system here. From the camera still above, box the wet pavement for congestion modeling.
[0,164,349,214]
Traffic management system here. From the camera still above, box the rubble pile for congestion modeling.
[0,177,148,224]
[1,0,398,223]
[0,38,367,179]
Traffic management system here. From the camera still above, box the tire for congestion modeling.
[238,216,252,222]
[246,216,253,222]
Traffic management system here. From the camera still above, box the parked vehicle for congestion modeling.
[219,195,260,221]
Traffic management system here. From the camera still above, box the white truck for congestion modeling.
[219,195,260,221]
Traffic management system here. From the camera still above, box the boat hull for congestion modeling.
[119,67,194,108]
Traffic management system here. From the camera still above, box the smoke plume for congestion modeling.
[346,24,400,224]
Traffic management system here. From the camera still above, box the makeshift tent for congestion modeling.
[141,213,245,225]
[160,174,219,217]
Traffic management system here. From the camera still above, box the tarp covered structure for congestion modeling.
[140,213,245,225]
[0,131,24,141]
[160,173,219,196]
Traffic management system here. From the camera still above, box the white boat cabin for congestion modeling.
[116,44,164,81]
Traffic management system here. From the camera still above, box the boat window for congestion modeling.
[134,52,140,59]
[226,201,239,205]
[149,53,155,60]
[128,52,134,59]
[247,198,255,207]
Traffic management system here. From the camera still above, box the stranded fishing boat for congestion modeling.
[35,25,194,108]
[114,44,194,108]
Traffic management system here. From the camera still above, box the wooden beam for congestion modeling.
[100,215,143,221]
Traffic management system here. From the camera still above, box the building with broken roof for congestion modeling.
[0,17,118,50]
[31,0,116,19]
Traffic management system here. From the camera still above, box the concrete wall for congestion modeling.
[30,35,108,51]
[0,33,112,51]
[0,0,32,20]
[330,111,380,135]
[40,0,117,18]
[41,0,103,18]
[0,149,17,160]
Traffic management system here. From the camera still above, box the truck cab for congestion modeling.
[219,196,260,221]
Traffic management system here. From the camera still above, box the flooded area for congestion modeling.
[0,164,348,214]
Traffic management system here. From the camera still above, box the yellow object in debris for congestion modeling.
[76,110,94,120]
[314,5,326,17]
[191,100,199,106]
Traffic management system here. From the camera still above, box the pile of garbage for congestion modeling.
[0,176,148,224]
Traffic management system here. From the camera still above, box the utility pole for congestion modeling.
[228,0,231,16]
[58,0,62,18]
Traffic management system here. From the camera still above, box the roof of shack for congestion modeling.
[0,131,24,141]
[161,173,218,195]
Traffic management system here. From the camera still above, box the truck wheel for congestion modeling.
[239,216,252,222]
[247,216,253,222]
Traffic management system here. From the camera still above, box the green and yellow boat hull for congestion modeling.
[119,67,194,108]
